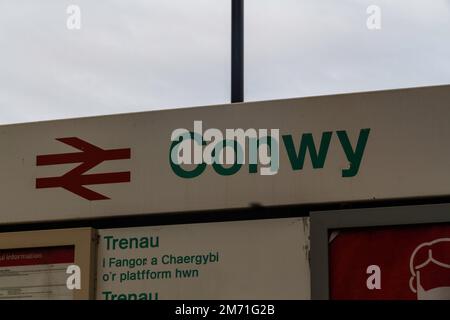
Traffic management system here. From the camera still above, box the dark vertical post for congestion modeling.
[231,0,244,103]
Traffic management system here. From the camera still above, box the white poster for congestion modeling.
[96,218,310,300]
[0,246,74,300]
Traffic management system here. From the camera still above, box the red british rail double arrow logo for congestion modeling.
[36,137,131,200]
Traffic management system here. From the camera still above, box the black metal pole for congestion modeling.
[231,0,244,103]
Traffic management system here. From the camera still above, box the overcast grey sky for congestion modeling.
[0,0,449,125]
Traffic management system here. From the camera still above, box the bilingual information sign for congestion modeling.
[96,218,310,300]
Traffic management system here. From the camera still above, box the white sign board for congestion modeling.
[1,85,450,223]
[96,218,310,300]
[0,246,74,300]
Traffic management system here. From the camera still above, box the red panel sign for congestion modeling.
[0,246,74,267]
[330,224,450,300]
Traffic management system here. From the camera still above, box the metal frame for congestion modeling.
[310,203,450,300]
